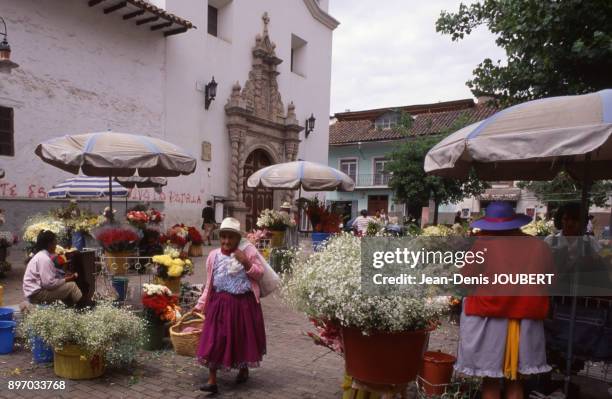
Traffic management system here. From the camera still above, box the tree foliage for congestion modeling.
[387,113,489,223]
[436,0,612,106]
[517,173,612,212]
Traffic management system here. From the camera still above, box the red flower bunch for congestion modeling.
[142,292,180,322]
[187,227,203,245]
[126,211,149,229]
[147,209,164,224]
[305,197,341,233]
[165,224,189,247]
[94,226,140,252]
[306,318,343,355]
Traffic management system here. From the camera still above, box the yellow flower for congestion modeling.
[167,264,184,277]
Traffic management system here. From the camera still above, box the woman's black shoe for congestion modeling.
[199,383,218,393]
[236,371,249,384]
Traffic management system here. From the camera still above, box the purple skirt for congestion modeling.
[196,290,266,370]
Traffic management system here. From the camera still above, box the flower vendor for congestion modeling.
[194,217,266,394]
[455,202,554,399]
[22,230,83,306]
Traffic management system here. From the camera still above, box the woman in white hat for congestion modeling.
[194,217,266,393]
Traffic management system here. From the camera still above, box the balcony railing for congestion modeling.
[350,173,392,187]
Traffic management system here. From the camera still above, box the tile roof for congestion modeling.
[87,0,195,36]
[329,100,498,145]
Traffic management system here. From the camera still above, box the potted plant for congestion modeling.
[19,302,145,380]
[284,233,446,385]
[303,197,341,250]
[151,246,193,294]
[187,226,204,257]
[93,225,140,275]
[256,209,295,247]
[141,283,181,350]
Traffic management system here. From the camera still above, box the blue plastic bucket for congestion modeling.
[0,307,14,321]
[112,277,129,301]
[312,232,332,252]
[0,320,16,354]
[31,335,54,363]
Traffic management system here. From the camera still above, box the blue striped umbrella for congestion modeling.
[48,176,129,199]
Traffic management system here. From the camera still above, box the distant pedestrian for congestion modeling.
[586,214,594,235]
[353,209,373,236]
[454,211,462,224]
[201,200,216,246]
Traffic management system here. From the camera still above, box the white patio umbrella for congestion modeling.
[35,132,196,217]
[424,89,612,395]
[48,176,128,199]
[246,160,355,192]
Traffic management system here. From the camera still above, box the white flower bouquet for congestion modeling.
[283,233,445,333]
[521,219,555,237]
[256,209,296,231]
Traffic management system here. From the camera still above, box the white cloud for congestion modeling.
[329,0,507,113]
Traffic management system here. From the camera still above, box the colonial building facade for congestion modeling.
[0,0,338,233]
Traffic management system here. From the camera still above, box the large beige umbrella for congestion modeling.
[247,160,355,192]
[35,132,196,216]
[425,89,612,180]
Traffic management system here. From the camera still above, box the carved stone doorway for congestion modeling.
[243,149,273,231]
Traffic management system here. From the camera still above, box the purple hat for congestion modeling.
[471,201,532,231]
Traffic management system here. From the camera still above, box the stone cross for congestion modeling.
[262,12,270,33]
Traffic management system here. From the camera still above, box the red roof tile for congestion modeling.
[329,100,498,145]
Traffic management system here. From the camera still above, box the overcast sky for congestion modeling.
[328,1,507,114]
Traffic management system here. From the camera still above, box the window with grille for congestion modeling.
[373,158,390,185]
[0,106,14,157]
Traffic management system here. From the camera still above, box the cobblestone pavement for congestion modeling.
[1,248,609,398]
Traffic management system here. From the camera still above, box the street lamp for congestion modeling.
[305,113,316,137]
[204,77,218,110]
[0,16,19,72]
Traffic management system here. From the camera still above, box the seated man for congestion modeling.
[23,230,82,306]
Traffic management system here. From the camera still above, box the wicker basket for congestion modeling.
[170,311,204,357]
[188,244,204,257]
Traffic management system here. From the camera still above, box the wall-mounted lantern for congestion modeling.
[204,77,218,110]
[0,16,19,72]
[305,113,316,137]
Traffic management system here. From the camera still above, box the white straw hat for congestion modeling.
[219,217,242,235]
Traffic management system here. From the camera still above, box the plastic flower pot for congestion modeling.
[111,277,129,301]
[53,344,105,380]
[154,276,181,295]
[143,321,165,351]
[342,326,432,385]
[419,351,456,396]
[0,320,16,354]
[311,232,331,251]
[270,231,285,248]
[31,335,54,363]
[104,250,136,275]
[0,307,13,321]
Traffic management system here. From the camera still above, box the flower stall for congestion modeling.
[93,225,141,275]
[141,283,181,350]
[151,246,193,294]
[256,209,296,247]
[302,197,341,250]
[284,233,446,387]
[19,302,145,380]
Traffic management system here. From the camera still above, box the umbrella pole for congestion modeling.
[564,154,592,395]
[109,175,113,222]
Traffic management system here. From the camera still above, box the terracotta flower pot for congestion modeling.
[342,326,432,385]
[420,351,456,396]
